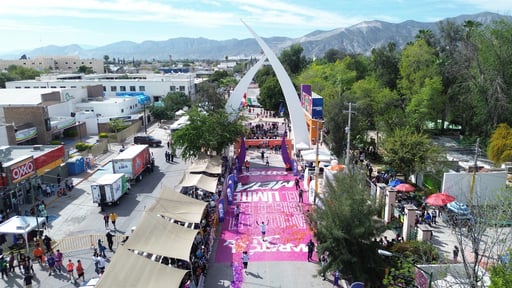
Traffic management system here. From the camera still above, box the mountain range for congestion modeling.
[1,12,511,61]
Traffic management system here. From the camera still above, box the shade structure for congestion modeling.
[425,193,456,206]
[149,186,207,225]
[96,246,188,288]
[188,156,222,175]
[395,183,416,192]
[0,216,46,253]
[295,142,310,150]
[178,172,218,192]
[124,213,198,262]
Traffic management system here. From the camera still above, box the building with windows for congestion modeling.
[6,72,196,102]
[0,56,104,73]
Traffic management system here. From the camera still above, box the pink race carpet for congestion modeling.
[214,168,314,264]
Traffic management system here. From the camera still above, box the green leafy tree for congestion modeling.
[467,20,512,139]
[6,65,41,80]
[313,171,386,286]
[279,43,309,75]
[437,20,471,132]
[381,128,442,181]
[324,48,346,64]
[398,39,444,131]
[258,76,284,114]
[171,107,246,160]
[162,92,191,113]
[487,123,512,166]
[0,72,16,88]
[369,42,400,91]
[148,105,171,122]
[195,81,226,112]
[490,252,512,288]
[76,65,94,74]
[209,70,229,83]
[108,119,127,133]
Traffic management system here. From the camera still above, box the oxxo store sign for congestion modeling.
[9,157,36,184]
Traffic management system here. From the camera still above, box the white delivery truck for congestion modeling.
[91,173,130,205]
[112,145,152,182]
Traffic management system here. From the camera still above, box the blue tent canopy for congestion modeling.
[389,179,404,187]
[116,92,151,105]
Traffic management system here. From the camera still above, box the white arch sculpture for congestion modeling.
[224,20,310,148]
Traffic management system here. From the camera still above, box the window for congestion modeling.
[111,86,117,92]
[121,109,124,113]
[130,86,136,92]
[60,86,66,88]
[139,86,145,91]
[179,86,185,92]
[71,86,77,88]
[120,86,126,92]
[170,86,176,92]
[50,86,57,88]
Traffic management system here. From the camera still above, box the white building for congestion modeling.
[0,56,104,73]
[6,73,196,102]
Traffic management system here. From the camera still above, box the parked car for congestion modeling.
[133,135,161,147]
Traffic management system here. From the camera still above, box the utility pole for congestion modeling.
[313,120,323,205]
[469,138,479,206]
[343,103,356,172]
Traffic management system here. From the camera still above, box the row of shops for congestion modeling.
[0,145,66,215]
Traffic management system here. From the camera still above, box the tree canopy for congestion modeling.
[380,128,442,181]
[313,171,386,285]
[487,123,512,166]
[171,107,246,160]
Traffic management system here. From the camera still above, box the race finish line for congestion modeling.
[215,168,313,263]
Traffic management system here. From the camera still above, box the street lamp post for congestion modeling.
[143,103,147,134]
[378,249,432,288]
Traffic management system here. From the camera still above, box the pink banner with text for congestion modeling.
[215,168,314,263]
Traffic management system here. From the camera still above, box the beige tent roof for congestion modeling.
[124,213,198,261]
[96,246,187,288]
[188,156,222,174]
[178,173,218,192]
[149,186,207,224]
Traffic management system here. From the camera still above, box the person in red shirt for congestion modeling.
[76,259,85,282]
[66,259,75,281]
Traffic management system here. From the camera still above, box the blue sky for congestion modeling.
[1,0,511,54]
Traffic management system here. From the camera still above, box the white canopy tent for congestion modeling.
[96,246,188,288]
[302,153,335,162]
[0,215,46,253]
[188,156,222,175]
[178,173,218,193]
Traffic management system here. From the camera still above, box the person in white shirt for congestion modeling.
[256,220,268,241]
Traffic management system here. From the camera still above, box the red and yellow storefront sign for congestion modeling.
[10,157,36,184]
[35,145,65,176]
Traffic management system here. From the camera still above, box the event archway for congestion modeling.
[224,21,310,148]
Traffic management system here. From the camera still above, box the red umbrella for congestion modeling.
[394,183,416,192]
[425,192,456,206]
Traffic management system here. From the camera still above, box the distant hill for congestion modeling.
[1,12,510,61]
